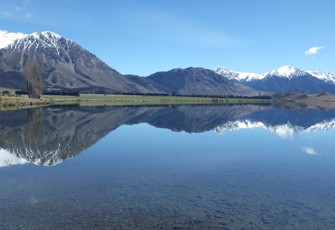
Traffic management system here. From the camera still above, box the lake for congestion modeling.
[1,105,335,229]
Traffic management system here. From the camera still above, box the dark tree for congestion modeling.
[23,63,43,98]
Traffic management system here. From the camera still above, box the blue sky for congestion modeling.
[1,0,334,76]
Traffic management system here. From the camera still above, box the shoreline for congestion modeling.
[0,96,51,111]
[2,93,335,111]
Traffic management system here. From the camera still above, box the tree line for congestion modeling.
[16,90,80,96]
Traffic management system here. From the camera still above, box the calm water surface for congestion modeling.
[0,105,335,229]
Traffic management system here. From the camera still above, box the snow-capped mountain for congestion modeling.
[215,65,315,82]
[262,65,307,79]
[0,30,153,93]
[215,65,335,94]
[216,65,335,83]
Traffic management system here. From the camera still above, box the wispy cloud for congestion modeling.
[1,11,13,18]
[1,0,33,19]
[302,147,319,156]
[24,0,31,7]
[188,29,243,47]
[120,9,247,48]
[304,46,324,55]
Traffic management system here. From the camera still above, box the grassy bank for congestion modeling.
[0,95,51,110]
[44,94,271,106]
[0,94,271,110]
[273,92,335,110]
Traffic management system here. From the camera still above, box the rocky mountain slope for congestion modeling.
[143,67,262,96]
[0,30,153,93]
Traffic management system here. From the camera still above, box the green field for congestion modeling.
[0,94,271,110]
[43,94,271,106]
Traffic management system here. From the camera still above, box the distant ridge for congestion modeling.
[142,67,262,96]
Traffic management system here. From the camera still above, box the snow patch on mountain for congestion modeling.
[0,148,28,167]
[0,146,65,168]
[307,70,335,84]
[307,119,335,131]
[0,30,28,49]
[214,120,266,132]
[214,120,300,139]
[0,30,66,53]
[215,67,263,81]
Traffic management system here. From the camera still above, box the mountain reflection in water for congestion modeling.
[1,104,335,167]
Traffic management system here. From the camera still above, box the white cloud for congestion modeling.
[302,147,319,156]
[305,46,324,55]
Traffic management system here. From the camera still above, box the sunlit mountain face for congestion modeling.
[1,105,335,167]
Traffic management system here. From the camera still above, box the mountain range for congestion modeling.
[215,65,335,94]
[1,30,335,95]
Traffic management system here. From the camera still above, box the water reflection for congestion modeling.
[1,105,335,229]
[1,104,335,167]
